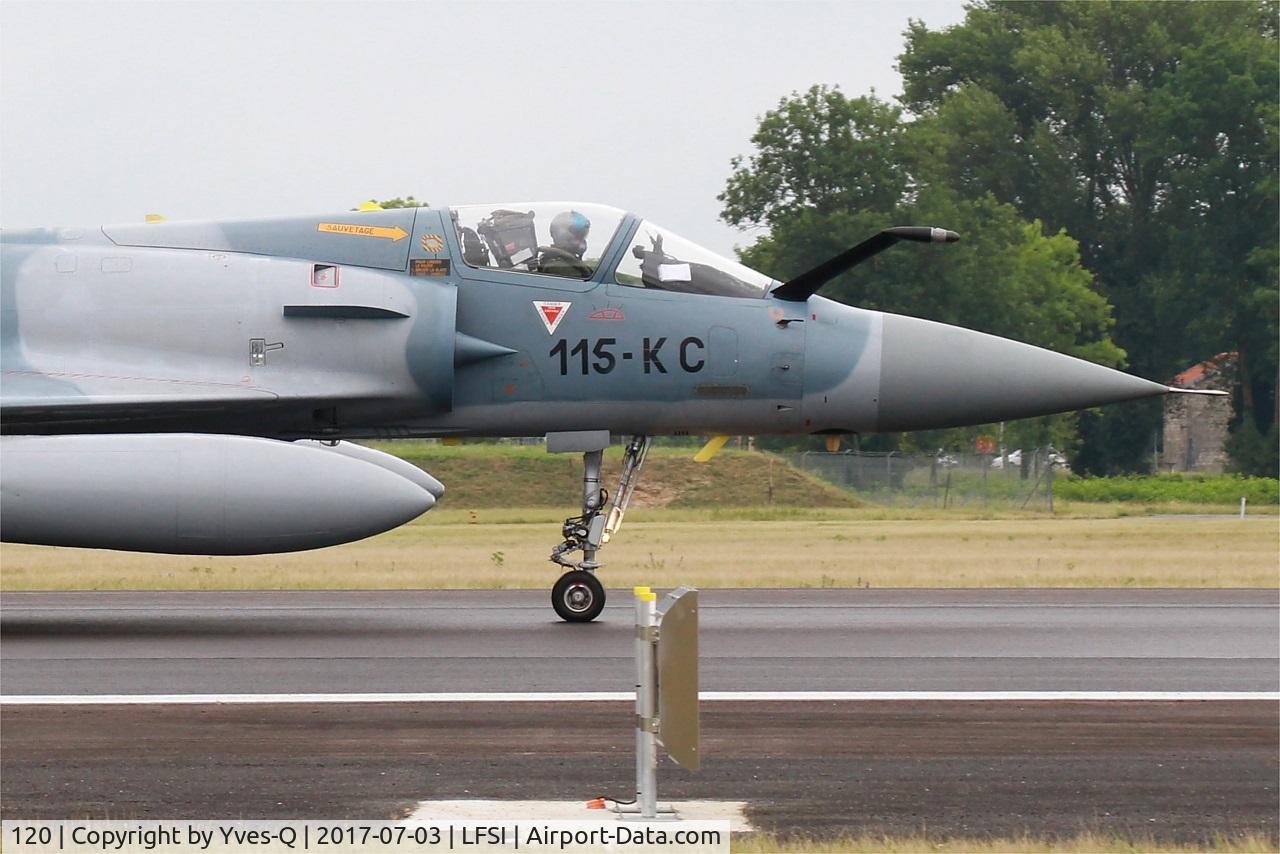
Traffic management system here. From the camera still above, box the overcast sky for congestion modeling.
[1,0,965,258]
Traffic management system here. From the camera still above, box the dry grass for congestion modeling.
[365,444,863,510]
[730,832,1279,853]
[2,510,1275,591]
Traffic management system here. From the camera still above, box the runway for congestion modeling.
[2,589,1277,842]
[2,589,1277,695]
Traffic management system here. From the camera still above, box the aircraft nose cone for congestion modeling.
[876,312,1168,432]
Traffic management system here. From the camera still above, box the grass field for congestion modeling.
[365,443,863,509]
[2,445,1275,591]
[3,508,1275,591]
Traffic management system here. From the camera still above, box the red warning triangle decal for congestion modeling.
[533,300,571,335]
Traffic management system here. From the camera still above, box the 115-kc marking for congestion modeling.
[550,336,706,376]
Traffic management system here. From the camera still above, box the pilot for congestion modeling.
[538,210,594,278]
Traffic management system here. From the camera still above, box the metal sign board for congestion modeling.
[656,586,699,770]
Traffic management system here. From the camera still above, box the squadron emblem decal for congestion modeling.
[533,301,571,335]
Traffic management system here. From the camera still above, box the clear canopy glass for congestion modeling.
[614,220,775,298]
[449,202,626,280]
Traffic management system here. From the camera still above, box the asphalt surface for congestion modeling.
[2,589,1277,695]
[3,700,1276,844]
[3,590,1277,843]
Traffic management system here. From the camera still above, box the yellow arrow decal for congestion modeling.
[316,222,409,241]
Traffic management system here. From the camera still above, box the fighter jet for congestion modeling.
[0,201,1216,621]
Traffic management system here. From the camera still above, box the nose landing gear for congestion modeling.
[552,569,605,622]
[550,435,651,622]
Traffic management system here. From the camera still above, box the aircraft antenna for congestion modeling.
[770,226,959,302]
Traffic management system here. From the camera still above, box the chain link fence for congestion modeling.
[790,448,1065,510]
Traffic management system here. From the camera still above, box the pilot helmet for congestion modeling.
[550,210,591,257]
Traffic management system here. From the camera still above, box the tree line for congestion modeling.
[720,1,1277,476]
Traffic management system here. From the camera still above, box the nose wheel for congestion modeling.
[552,570,606,623]
[548,435,651,622]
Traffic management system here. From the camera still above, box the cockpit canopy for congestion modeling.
[615,220,774,298]
[449,202,776,299]
[450,202,625,281]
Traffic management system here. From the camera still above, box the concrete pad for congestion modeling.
[406,800,754,831]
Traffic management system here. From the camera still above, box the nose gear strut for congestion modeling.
[550,436,651,622]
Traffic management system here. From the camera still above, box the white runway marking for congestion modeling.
[1,691,1275,705]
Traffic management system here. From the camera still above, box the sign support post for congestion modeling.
[622,585,698,821]
[634,587,660,818]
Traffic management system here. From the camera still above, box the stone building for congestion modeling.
[1159,352,1236,474]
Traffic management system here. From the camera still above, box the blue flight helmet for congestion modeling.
[550,210,591,258]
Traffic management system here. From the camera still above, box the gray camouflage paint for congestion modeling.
[2,203,1167,439]
[0,203,1170,554]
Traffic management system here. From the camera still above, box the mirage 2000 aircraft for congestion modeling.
[0,201,1213,621]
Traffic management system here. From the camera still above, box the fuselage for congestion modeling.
[0,202,1177,557]
[0,202,1166,442]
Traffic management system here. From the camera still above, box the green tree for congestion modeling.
[353,195,427,210]
[720,86,1124,455]
[721,87,907,228]
[898,1,1279,474]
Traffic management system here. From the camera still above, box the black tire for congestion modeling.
[552,570,606,623]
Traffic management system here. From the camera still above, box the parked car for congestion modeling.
[990,449,1070,471]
